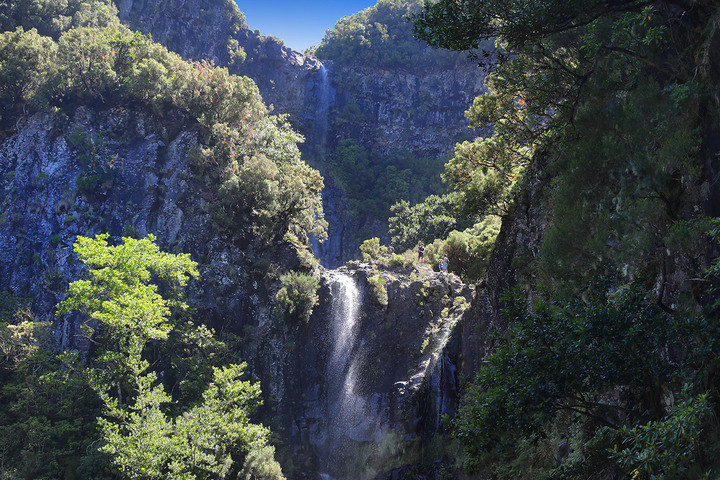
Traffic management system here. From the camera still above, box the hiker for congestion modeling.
[441,255,449,273]
[417,242,425,263]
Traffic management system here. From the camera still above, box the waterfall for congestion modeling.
[314,64,333,158]
[308,64,335,267]
[320,272,362,480]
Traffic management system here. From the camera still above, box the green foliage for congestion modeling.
[0,27,57,125]
[56,234,285,480]
[412,0,707,292]
[606,393,715,480]
[0,299,112,480]
[359,237,384,262]
[314,0,465,71]
[389,193,470,252]
[325,140,446,223]
[58,234,198,357]
[239,445,285,480]
[412,0,647,53]
[367,274,388,306]
[275,271,320,323]
[538,77,701,293]
[0,0,119,39]
[99,364,273,480]
[455,279,720,477]
[226,37,246,66]
[424,216,500,281]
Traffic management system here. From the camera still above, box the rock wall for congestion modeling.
[112,0,489,265]
[0,106,479,479]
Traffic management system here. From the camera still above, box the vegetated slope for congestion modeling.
[0,1,327,478]
[312,0,474,72]
[308,0,489,264]
[113,0,489,266]
[384,0,720,478]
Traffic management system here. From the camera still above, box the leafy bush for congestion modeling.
[240,445,285,480]
[367,274,388,306]
[0,0,119,39]
[360,237,385,262]
[424,216,500,281]
[389,193,471,252]
[388,254,409,268]
[275,272,320,323]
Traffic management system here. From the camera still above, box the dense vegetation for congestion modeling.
[326,140,446,222]
[0,0,326,246]
[312,0,468,72]
[1,235,285,479]
[410,0,720,477]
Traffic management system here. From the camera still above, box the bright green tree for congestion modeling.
[59,234,284,480]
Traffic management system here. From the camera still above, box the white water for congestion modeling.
[314,64,334,157]
[320,272,362,479]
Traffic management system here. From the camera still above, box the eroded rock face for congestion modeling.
[278,263,474,479]
[113,0,489,265]
[0,106,479,479]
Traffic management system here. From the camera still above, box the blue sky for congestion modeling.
[235,1,376,52]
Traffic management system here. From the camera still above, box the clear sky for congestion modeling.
[235,1,376,52]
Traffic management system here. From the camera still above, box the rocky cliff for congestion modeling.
[112,0,488,265]
[0,105,480,479]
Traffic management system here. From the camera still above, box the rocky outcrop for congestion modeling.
[267,262,474,479]
[0,106,302,346]
[113,0,489,265]
[0,106,478,479]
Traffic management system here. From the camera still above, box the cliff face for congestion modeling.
[113,0,488,265]
[0,107,295,347]
[328,65,487,158]
[0,105,478,479]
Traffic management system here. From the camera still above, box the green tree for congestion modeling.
[59,234,284,479]
[0,299,113,480]
[456,283,718,479]
[275,271,320,323]
[389,193,468,252]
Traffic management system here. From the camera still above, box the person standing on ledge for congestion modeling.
[417,242,425,263]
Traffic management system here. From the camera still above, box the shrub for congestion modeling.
[389,193,470,252]
[388,253,408,268]
[360,237,389,262]
[240,445,285,480]
[275,272,320,323]
[425,216,500,281]
[367,274,388,307]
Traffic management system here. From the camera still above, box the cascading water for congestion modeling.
[314,64,333,158]
[319,272,363,479]
[309,64,337,268]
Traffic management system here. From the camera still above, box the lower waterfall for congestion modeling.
[319,272,362,479]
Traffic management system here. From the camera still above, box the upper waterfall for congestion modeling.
[314,64,334,158]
